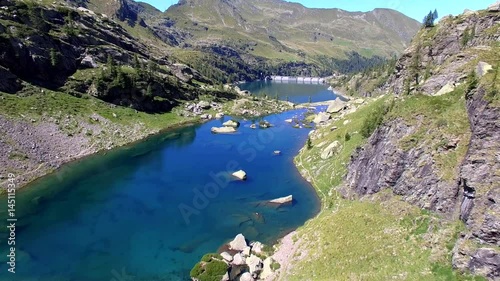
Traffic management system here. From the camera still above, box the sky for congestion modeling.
[141,0,494,21]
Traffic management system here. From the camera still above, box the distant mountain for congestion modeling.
[163,0,420,60]
[53,0,421,79]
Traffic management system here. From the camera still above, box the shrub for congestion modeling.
[201,253,220,262]
[190,259,228,281]
[344,132,351,142]
[465,71,478,99]
[360,105,385,138]
[307,137,313,149]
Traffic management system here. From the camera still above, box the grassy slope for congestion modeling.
[285,90,485,280]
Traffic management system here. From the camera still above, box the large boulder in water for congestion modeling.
[232,170,247,180]
[229,233,248,251]
[211,127,236,134]
[223,120,240,128]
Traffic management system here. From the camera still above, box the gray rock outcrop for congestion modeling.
[313,112,331,124]
[327,99,347,113]
[320,141,342,160]
[229,234,248,251]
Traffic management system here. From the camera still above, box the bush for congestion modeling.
[190,259,228,281]
[465,71,478,99]
[307,137,313,149]
[360,105,385,138]
[201,253,220,262]
[344,132,351,142]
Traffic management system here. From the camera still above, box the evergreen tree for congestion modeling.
[433,9,438,21]
[107,55,117,78]
[423,10,437,28]
[49,48,58,67]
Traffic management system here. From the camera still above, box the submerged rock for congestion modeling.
[232,170,247,180]
[269,195,293,204]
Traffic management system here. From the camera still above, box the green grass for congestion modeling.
[295,95,390,197]
[286,197,437,280]
[0,90,189,131]
[386,88,471,181]
[285,93,481,280]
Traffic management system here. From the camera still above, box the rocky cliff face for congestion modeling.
[0,0,221,112]
[386,10,499,96]
[342,6,500,280]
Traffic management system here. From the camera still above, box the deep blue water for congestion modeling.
[0,109,321,280]
[239,80,336,103]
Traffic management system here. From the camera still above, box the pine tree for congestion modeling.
[49,48,58,67]
[423,9,438,28]
[107,55,117,78]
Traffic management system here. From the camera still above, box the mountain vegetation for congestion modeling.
[285,5,499,281]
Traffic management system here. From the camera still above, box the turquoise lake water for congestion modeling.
[239,80,336,103]
[0,102,325,280]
